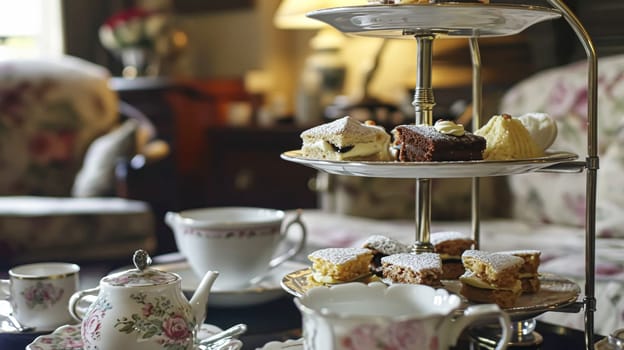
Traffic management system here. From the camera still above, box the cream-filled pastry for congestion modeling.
[300,116,392,161]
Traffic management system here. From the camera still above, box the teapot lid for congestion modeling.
[102,249,180,287]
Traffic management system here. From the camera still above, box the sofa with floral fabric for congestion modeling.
[0,56,161,266]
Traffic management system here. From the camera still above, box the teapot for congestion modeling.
[69,250,219,350]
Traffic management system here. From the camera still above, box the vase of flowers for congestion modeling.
[99,7,169,78]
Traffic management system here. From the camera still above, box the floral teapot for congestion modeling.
[69,250,219,350]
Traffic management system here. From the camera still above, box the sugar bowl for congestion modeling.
[69,250,219,350]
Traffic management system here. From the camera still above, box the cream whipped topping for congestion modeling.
[434,120,465,136]
[460,272,522,292]
[303,140,388,161]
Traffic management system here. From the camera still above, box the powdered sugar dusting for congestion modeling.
[363,235,410,255]
[300,116,387,142]
[430,231,472,245]
[498,249,541,257]
[462,250,524,271]
[382,252,441,271]
[309,247,372,264]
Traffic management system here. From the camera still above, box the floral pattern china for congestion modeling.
[67,250,219,350]
[26,324,243,350]
[19,282,64,309]
[113,292,194,350]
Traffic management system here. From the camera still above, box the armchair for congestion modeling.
[0,56,167,267]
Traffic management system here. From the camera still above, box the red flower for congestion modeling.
[142,303,153,317]
[162,315,190,341]
[82,312,102,344]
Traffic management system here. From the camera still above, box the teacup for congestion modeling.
[295,282,512,350]
[0,262,80,330]
[166,207,307,290]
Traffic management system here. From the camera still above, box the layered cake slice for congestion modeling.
[430,231,475,279]
[500,249,541,293]
[381,252,442,286]
[307,247,373,284]
[362,234,410,276]
[459,250,524,308]
[392,120,486,161]
[300,116,392,161]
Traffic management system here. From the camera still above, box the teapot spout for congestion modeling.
[189,270,219,325]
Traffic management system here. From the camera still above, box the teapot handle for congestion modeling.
[68,287,100,322]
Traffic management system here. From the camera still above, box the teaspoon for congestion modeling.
[199,323,247,347]
[5,313,35,333]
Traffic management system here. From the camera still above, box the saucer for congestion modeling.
[26,323,243,350]
[152,260,308,307]
[0,301,57,334]
[258,338,303,349]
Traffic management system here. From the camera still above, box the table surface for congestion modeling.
[1,262,603,350]
[209,294,602,350]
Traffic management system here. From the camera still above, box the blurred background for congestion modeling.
[0,0,621,256]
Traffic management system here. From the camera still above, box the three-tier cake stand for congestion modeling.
[281,1,598,349]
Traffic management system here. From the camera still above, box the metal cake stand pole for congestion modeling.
[411,34,436,254]
[546,1,598,349]
[469,37,482,251]
[466,35,544,349]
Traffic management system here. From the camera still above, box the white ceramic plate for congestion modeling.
[281,150,579,178]
[258,338,303,350]
[155,260,308,308]
[0,300,57,334]
[26,323,242,350]
[307,3,561,38]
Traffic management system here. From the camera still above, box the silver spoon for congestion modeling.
[199,323,247,347]
[5,313,35,333]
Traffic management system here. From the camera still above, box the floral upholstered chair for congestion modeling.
[0,56,160,266]
[500,53,624,238]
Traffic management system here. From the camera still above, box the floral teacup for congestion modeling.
[0,262,79,330]
[294,282,512,350]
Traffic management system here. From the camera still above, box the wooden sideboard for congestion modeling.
[113,77,317,215]
[201,125,318,210]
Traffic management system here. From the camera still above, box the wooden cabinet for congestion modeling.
[200,125,318,210]
[113,77,317,212]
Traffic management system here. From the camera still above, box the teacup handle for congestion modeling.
[442,304,511,350]
[0,279,10,300]
[68,287,100,322]
[268,209,307,269]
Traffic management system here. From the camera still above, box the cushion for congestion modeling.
[500,53,624,237]
[0,196,155,265]
[0,56,119,196]
[72,119,138,197]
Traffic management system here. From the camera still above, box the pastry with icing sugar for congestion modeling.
[430,231,475,279]
[300,116,392,161]
[307,247,373,284]
[381,252,443,286]
[459,249,524,308]
[362,234,410,276]
[499,249,541,293]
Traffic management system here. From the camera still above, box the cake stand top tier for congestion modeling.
[307,3,561,39]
